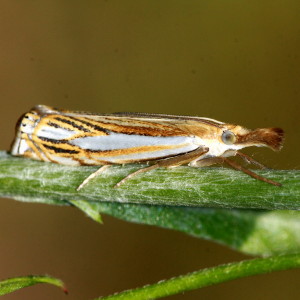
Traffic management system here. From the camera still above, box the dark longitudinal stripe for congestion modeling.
[48,122,63,129]
[69,117,109,134]
[43,144,79,154]
[55,117,90,132]
[38,136,69,144]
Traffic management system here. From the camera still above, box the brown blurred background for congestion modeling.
[0,1,299,299]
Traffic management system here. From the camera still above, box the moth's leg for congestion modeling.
[114,147,209,188]
[189,156,224,167]
[114,164,159,188]
[77,165,110,191]
[236,151,267,169]
[192,155,280,186]
[156,147,209,168]
[223,157,281,187]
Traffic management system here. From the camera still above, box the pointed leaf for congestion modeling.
[0,275,66,296]
[69,199,102,223]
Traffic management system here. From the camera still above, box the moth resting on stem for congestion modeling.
[10,105,284,190]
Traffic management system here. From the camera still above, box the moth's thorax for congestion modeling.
[180,122,246,157]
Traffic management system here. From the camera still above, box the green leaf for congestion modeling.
[0,151,299,210]
[0,275,66,296]
[85,202,300,256]
[69,199,103,223]
[94,253,300,300]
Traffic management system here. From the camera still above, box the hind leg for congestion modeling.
[114,147,209,188]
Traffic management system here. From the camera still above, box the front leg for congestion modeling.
[190,155,281,187]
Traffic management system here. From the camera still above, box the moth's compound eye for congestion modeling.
[222,130,236,145]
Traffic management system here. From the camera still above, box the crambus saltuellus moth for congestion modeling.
[10,105,284,190]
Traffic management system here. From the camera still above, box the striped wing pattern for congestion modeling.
[11,106,207,166]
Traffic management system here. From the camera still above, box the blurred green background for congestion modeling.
[0,1,299,299]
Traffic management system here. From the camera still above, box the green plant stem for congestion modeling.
[96,253,300,300]
[0,151,299,209]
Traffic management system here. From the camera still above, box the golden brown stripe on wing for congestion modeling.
[87,143,189,157]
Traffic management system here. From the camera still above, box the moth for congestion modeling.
[10,105,284,190]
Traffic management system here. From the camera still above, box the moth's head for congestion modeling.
[221,125,284,151]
